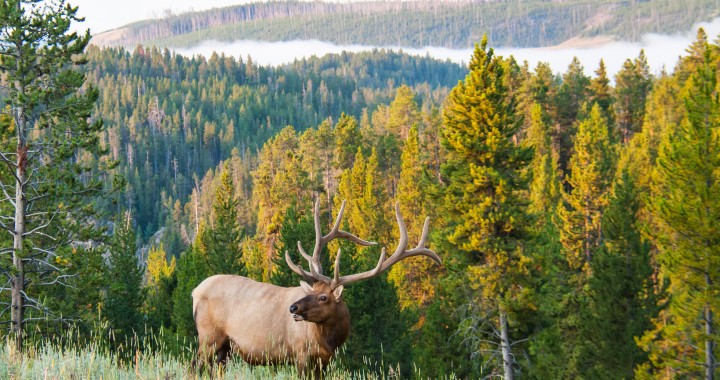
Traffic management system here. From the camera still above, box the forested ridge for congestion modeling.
[94,0,720,49]
[2,0,720,378]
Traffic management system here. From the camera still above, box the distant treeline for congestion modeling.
[84,46,465,237]
[94,0,720,49]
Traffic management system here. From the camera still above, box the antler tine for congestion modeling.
[297,241,331,283]
[333,202,441,288]
[378,204,442,270]
[323,200,377,247]
[332,247,387,288]
[285,251,318,284]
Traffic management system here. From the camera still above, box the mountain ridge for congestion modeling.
[91,0,720,51]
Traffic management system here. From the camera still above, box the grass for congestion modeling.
[0,329,419,379]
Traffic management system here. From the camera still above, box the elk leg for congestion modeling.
[194,330,228,375]
[216,339,232,367]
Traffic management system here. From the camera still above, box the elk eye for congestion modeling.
[319,295,328,302]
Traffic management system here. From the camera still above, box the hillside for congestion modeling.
[92,0,720,50]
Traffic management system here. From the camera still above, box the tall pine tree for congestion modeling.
[0,0,108,347]
[441,36,533,379]
[640,42,720,380]
[105,212,145,340]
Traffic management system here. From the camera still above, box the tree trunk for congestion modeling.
[500,309,513,380]
[11,105,27,351]
[706,273,715,380]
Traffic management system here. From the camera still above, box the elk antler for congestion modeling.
[329,202,441,289]
[285,200,441,289]
[285,199,376,285]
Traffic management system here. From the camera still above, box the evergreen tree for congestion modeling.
[589,162,658,378]
[589,59,614,126]
[614,50,653,143]
[333,150,412,373]
[0,0,108,347]
[387,85,421,140]
[205,165,245,275]
[390,125,438,310]
[171,225,211,337]
[555,57,590,174]
[551,103,615,377]
[272,201,316,287]
[558,104,615,270]
[105,212,145,340]
[639,43,720,380]
[144,244,177,331]
[441,36,533,379]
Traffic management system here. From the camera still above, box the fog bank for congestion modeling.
[174,16,720,78]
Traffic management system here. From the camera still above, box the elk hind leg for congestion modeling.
[193,331,229,376]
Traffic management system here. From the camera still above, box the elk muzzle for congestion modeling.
[289,301,306,321]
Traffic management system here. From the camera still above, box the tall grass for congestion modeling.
[0,328,441,379]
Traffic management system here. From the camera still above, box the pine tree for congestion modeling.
[105,212,145,340]
[441,36,533,379]
[555,57,590,174]
[589,59,614,126]
[553,103,615,377]
[206,165,245,275]
[390,125,438,310]
[333,148,411,373]
[144,244,177,331]
[558,104,615,270]
[272,201,316,287]
[640,43,720,380]
[171,224,211,338]
[0,0,108,347]
[387,85,421,140]
[614,50,653,143]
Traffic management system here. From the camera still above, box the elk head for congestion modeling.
[285,199,442,323]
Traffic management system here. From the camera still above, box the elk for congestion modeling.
[191,199,441,378]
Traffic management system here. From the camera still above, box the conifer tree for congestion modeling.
[441,36,533,379]
[552,103,615,377]
[555,57,590,173]
[558,104,615,270]
[590,161,658,378]
[0,0,107,347]
[105,212,145,340]
[640,43,720,380]
[387,85,421,140]
[171,224,211,337]
[391,125,437,309]
[333,148,411,373]
[205,166,245,275]
[144,244,177,331]
[272,202,316,287]
[614,50,653,143]
[589,59,614,126]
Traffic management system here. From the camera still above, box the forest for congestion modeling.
[96,0,720,50]
[1,0,720,379]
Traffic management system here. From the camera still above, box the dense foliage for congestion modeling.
[2,1,720,378]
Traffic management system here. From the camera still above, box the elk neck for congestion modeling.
[313,302,350,352]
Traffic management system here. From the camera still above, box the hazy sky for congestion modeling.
[72,0,252,34]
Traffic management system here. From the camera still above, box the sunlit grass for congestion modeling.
[0,328,436,379]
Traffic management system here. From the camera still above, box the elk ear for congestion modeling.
[300,281,313,293]
[332,285,344,302]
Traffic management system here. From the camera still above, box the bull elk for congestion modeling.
[191,199,441,378]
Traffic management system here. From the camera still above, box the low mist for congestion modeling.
[173,16,720,78]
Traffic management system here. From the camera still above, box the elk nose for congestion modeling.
[289,304,298,313]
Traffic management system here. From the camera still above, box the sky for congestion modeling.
[71,1,720,78]
[72,0,252,34]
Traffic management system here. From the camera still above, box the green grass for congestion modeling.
[0,331,423,379]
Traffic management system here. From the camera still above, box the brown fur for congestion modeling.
[191,275,350,379]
